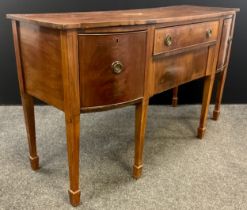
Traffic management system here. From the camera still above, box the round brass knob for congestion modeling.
[112,61,124,74]
[165,35,173,47]
[206,29,213,38]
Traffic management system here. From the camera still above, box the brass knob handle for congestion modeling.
[206,29,213,38]
[165,35,173,47]
[112,61,124,74]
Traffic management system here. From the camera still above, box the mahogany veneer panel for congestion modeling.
[217,18,233,71]
[154,48,208,93]
[19,22,64,109]
[154,21,219,55]
[78,31,147,108]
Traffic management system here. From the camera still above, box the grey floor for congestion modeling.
[0,105,246,210]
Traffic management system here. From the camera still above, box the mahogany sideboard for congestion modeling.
[7,5,239,206]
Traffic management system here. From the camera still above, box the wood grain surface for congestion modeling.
[18,22,64,110]
[79,31,147,108]
[154,21,219,55]
[7,6,239,29]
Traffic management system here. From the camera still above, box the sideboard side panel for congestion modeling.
[18,22,64,109]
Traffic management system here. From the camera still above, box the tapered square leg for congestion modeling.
[197,75,215,139]
[61,30,81,206]
[22,94,39,170]
[213,70,227,121]
[133,100,148,179]
[65,114,81,207]
[12,21,39,171]
[172,87,179,107]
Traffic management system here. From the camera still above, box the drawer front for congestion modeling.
[79,31,146,108]
[217,18,233,71]
[154,49,208,93]
[154,21,219,55]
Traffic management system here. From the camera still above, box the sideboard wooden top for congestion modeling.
[7,5,239,29]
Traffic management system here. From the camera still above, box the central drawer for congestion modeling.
[154,21,219,55]
[78,31,147,108]
[154,48,209,94]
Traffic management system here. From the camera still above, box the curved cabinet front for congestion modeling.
[154,48,209,94]
[78,31,147,109]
